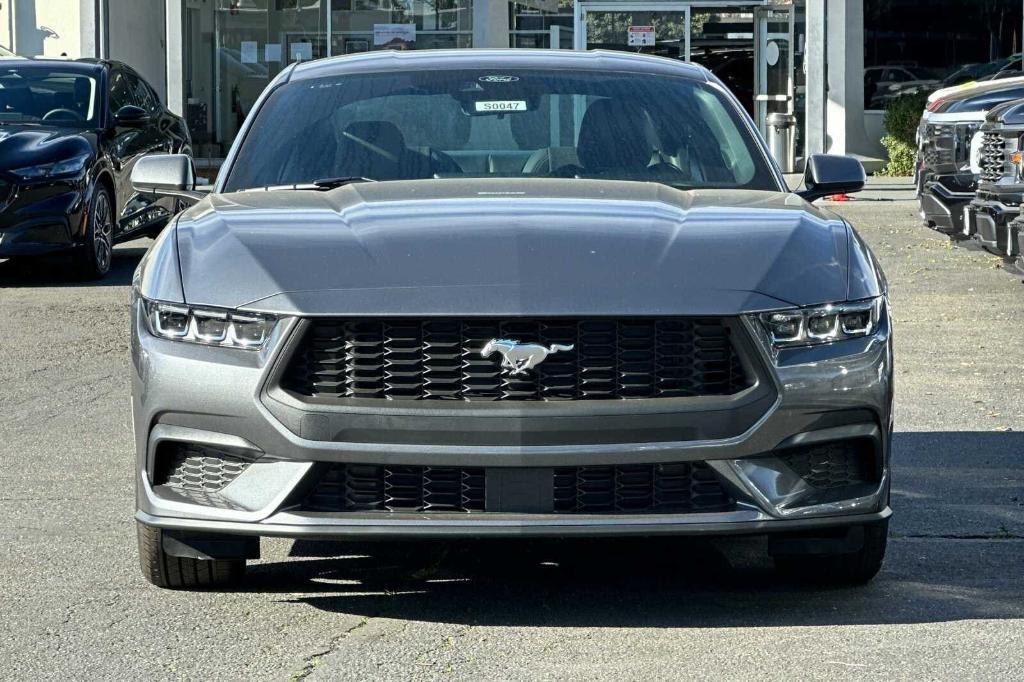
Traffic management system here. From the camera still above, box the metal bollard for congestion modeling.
[766,112,797,173]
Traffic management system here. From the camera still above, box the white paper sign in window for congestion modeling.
[290,42,313,62]
[240,41,257,64]
[374,23,416,48]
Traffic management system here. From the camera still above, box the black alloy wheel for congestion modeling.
[74,185,114,280]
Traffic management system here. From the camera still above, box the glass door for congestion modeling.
[576,3,690,62]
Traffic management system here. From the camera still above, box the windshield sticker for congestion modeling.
[479,75,519,83]
[474,100,527,113]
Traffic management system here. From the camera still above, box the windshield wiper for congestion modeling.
[312,176,377,189]
[248,177,377,192]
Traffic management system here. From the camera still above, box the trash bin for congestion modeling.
[766,112,797,173]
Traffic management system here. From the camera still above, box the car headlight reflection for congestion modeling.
[756,298,883,349]
[143,299,277,349]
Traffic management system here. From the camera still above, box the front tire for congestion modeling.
[137,522,245,589]
[73,185,114,280]
[773,519,888,586]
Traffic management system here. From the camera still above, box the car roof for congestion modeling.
[0,57,104,73]
[288,49,711,83]
[935,76,1024,103]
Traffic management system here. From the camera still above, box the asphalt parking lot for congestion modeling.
[2,182,1023,680]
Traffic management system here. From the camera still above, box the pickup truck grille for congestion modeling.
[921,122,978,171]
[281,317,751,402]
[979,132,1008,183]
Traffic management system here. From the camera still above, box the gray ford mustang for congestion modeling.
[130,49,891,589]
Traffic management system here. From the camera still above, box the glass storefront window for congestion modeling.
[184,0,474,165]
[181,1,802,167]
[864,0,1024,111]
[510,1,574,49]
[183,0,326,163]
[330,0,473,53]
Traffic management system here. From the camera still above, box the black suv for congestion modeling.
[0,59,191,279]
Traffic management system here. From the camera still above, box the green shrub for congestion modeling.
[883,91,930,145]
[876,91,930,176]
[877,135,916,176]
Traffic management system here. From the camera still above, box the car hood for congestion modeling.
[174,179,858,316]
[0,124,95,172]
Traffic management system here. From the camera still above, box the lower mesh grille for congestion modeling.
[299,463,733,514]
[777,441,876,490]
[553,462,734,513]
[304,465,486,512]
[154,443,250,493]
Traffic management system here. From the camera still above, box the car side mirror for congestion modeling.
[131,154,203,202]
[114,104,150,128]
[797,154,866,202]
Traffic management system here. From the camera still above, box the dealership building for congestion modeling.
[2,0,1021,171]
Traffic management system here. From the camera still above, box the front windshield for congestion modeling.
[224,68,778,193]
[0,66,99,127]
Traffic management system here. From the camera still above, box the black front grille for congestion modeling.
[979,132,1007,183]
[553,462,734,513]
[304,464,486,512]
[299,462,734,514]
[282,317,750,402]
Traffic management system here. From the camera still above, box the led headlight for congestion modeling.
[143,299,277,349]
[756,298,883,349]
[12,153,90,180]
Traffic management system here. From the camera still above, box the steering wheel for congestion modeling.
[42,108,84,123]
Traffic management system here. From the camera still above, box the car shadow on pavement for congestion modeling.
[241,532,1024,628]
[237,430,1023,628]
[0,244,146,288]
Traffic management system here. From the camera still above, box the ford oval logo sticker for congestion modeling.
[479,75,519,83]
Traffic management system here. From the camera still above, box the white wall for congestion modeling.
[4,0,81,57]
[107,0,167,100]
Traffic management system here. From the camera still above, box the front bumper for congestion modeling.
[132,305,894,539]
[967,192,1022,256]
[919,174,976,234]
[0,179,87,258]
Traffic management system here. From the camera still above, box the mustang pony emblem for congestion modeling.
[480,339,574,375]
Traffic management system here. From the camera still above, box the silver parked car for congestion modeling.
[130,50,891,589]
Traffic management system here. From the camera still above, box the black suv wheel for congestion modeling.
[73,186,114,280]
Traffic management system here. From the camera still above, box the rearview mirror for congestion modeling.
[797,154,866,202]
[131,154,203,202]
[114,104,150,128]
